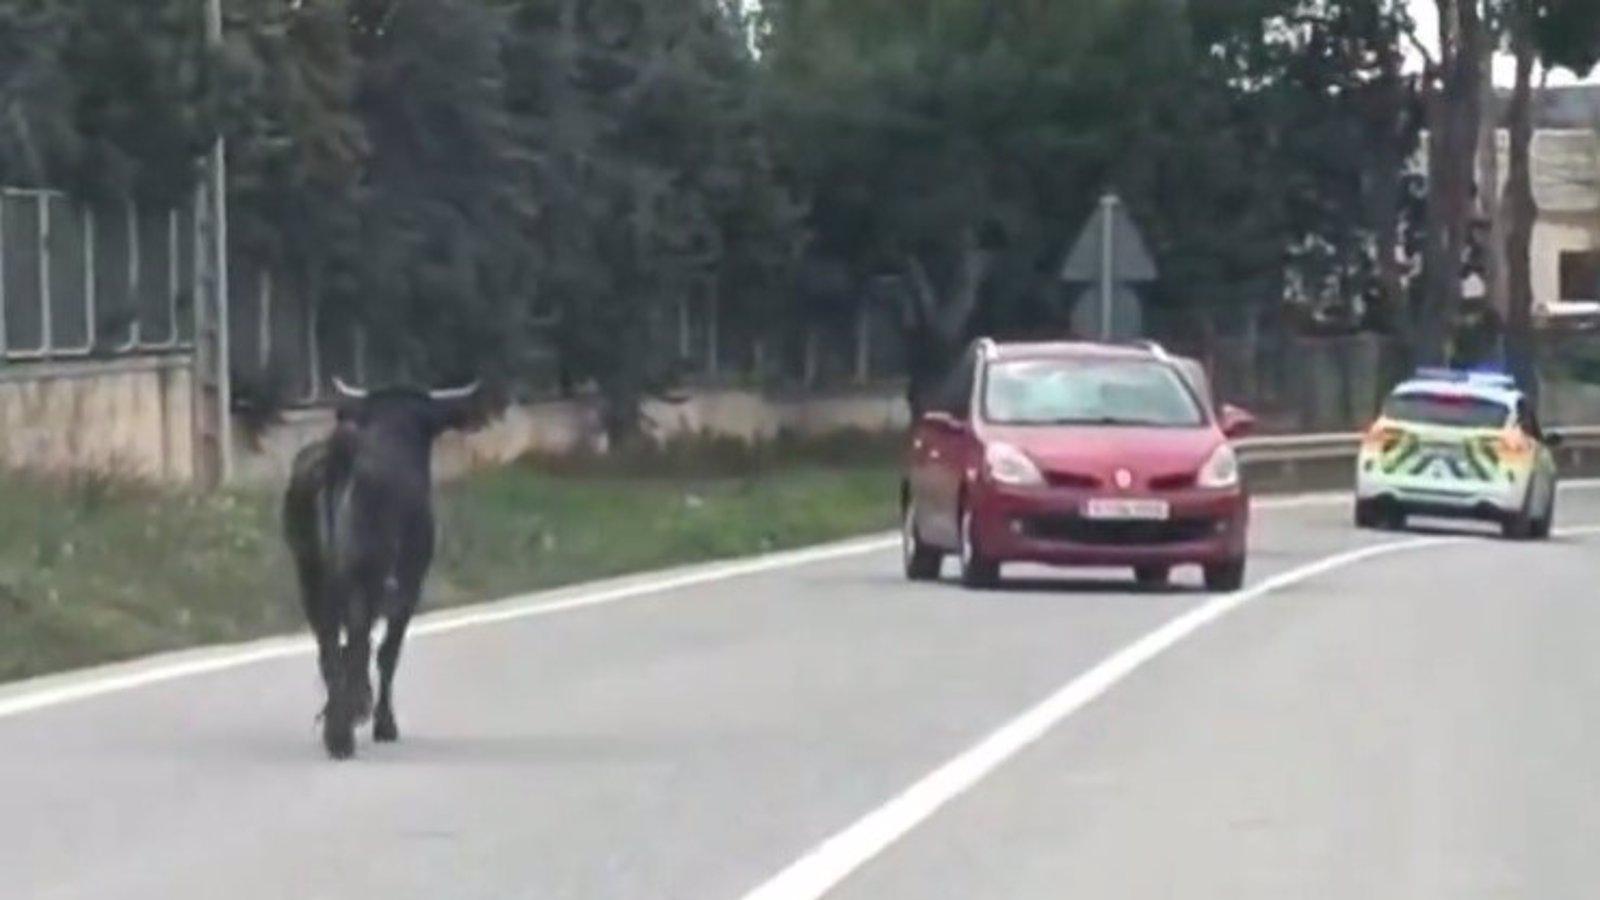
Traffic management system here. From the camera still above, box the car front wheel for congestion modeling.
[959,508,1001,589]
[1203,559,1246,593]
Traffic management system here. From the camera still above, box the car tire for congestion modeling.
[1134,565,1170,588]
[1354,499,1381,529]
[1502,512,1534,541]
[959,508,1000,589]
[1203,559,1246,593]
[902,499,942,581]
[1502,480,1541,541]
[1530,477,1556,540]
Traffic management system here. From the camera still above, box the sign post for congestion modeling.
[1061,192,1158,340]
[195,0,233,488]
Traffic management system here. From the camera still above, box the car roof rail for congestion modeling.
[1121,339,1171,362]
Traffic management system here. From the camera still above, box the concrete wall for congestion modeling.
[9,353,1600,489]
[0,357,194,483]
[232,386,914,486]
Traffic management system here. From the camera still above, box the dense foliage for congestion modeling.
[0,0,1596,433]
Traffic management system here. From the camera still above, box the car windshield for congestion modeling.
[983,358,1205,427]
[1383,391,1509,429]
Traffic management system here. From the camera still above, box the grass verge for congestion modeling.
[0,436,899,683]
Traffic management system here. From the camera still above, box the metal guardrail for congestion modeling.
[1237,426,1600,465]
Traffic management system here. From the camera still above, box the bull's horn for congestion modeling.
[428,380,481,402]
[332,376,369,400]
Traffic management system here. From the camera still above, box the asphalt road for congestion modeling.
[1,490,1598,899]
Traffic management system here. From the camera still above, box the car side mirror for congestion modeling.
[922,411,968,435]
[1219,404,1257,439]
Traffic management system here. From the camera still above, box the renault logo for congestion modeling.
[1114,468,1133,490]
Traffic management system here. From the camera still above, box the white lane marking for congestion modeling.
[0,482,1594,720]
[0,534,896,720]
[739,526,1600,900]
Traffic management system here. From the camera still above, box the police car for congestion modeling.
[1355,368,1562,539]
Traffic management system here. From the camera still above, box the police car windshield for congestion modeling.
[984,358,1204,427]
[1383,391,1509,429]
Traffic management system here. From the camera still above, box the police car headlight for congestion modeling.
[1197,444,1240,489]
[985,442,1045,486]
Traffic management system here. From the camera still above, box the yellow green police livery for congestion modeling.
[1355,368,1561,539]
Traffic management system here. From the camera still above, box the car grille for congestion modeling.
[1021,515,1218,545]
[1043,470,1101,489]
[1148,472,1197,491]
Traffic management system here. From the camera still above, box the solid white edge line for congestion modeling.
[0,482,1596,720]
[0,534,896,719]
[739,523,1600,900]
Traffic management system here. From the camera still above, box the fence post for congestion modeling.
[802,327,818,387]
[855,306,870,384]
[37,194,51,355]
[166,209,180,346]
[678,296,690,360]
[306,294,322,402]
[83,204,95,350]
[1,192,9,356]
[706,288,719,379]
[258,268,272,370]
[125,200,141,349]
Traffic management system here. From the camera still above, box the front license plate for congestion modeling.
[1083,498,1171,521]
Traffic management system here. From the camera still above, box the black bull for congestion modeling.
[283,380,480,759]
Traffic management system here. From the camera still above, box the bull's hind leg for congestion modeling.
[345,573,382,729]
[296,560,354,759]
[373,607,413,743]
[377,521,432,743]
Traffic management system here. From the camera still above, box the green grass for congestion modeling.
[0,442,900,683]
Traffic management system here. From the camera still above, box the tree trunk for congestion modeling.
[1420,0,1485,365]
[1478,39,1508,313]
[1504,14,1539,401]
[898,228,992,416]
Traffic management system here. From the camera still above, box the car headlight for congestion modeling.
[1197,444,1240,489]
[985,442,1045,486]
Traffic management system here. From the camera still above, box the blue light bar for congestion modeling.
[1412,367,1516,389]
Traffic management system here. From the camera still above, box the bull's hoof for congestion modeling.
[323,725,356,760]
[322,704,357,760]
[374,713,399,743]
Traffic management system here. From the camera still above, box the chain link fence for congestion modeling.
[225,268,909,406]
[4,183,909,406]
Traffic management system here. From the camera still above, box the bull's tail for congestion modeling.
[318,423,359,565]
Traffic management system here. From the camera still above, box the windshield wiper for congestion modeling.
[1048,416,1167,427]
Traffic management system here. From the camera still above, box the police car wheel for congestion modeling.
[1532,481,1556,540]
[1355,500,1382,529]
[1503,476,1551,541]
[1502,513,1534,540]
[1502,499,1537,540]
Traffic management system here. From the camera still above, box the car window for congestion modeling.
[1383,391,1510,429]
[982,358,1205,427]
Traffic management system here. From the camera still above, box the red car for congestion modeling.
[901,339,1256,591]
